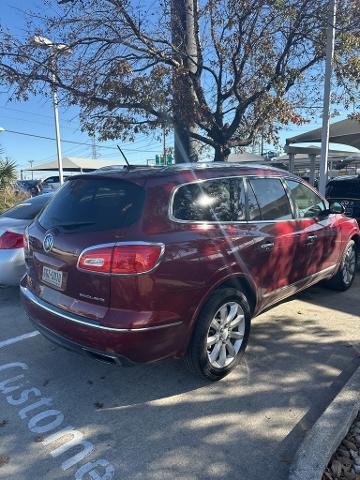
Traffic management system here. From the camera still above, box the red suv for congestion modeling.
[21,164,359,380]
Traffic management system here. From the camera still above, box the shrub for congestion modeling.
[0,186,29,214]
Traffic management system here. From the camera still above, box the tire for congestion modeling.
[185,287,251,381]
[325,240,357,291]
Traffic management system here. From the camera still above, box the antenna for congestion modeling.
[117,145,131,169]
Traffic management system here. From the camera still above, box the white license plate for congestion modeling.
[42,266,63,289]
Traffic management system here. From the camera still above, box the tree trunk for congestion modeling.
[214,145,230,162]
[171,0,199,163]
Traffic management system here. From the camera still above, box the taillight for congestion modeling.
[0,231,24,250]
[78,247,113,273]
[78,243,164,275]
[112,244,163,274]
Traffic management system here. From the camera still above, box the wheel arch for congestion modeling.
[350,233,360,255]
[213,275,258,316]
[180,273,258,357]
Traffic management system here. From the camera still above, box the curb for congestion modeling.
[288,365,360,480]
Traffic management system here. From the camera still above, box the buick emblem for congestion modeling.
[43,233,54,253]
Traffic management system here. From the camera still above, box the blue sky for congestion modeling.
[0,1,356,178]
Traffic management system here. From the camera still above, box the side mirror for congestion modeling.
[329,201,345,215]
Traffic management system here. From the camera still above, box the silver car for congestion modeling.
[0,194,51,286]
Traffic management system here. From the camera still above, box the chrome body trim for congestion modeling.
[20,285,182,332]
[262,264,337,299]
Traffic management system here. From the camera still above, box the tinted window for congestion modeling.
[43,177,59,184]
[38,179,145,232]
[247,182,262,221]
[248,178,293,220]
[326,180,360,199]
[172,178,246,222]
[1,194,51,220]
[287,180,325,218]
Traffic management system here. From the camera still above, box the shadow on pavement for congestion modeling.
[0,279,359,480]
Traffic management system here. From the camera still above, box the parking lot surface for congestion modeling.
[0,279,359,480]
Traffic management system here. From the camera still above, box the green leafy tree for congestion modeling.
[0,0,359,162]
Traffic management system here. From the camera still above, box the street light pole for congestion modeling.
[50,55,64,185]
[33,36,70,185]
[319,0,337,196]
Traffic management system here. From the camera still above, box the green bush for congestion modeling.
[0,155,28,214]
[0,187,29,214]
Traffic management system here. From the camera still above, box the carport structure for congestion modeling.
[285,119,360,187]
[27,156,125,173]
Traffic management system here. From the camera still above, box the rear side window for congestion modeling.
[248,178,293,221]
[1,195,50,220]
[286,180,326,218]
[172,178,246,222]
[38,178,145,232]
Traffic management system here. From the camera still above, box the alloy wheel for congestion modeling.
[342,246,356,285]
[206,301,245,369]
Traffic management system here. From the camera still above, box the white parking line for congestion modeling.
[0,331,40,349]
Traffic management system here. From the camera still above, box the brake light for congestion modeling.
[78,243,164,275]
[0,231,24,249]
[112,244,163,274]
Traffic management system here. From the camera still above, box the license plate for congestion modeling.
[42,266,63,289]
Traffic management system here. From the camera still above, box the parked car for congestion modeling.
[15,180,42,195]
[21,164,359,380]
[41,175,68,194]
[326,175,360,226]
[0,194,52,286]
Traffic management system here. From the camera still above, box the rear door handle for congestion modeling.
[259,241,275,251]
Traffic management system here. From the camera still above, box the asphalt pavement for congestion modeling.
[0,278,359,480]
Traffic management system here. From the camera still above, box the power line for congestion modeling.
[2,128,160,153]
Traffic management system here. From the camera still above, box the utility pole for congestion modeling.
[28,160,34,180]
[319,0,337,196]
[171,0,198,163]
[163,125,166,162]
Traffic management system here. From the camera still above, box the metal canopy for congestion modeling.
[286,119,360,150]
[282,145,360,158]
[28,157,125,172]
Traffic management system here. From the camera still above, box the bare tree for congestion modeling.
[0,0,359,162]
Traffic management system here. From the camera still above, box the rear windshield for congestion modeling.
[327,180,360,199]
[38,178,145,232]
[1,194,50,220]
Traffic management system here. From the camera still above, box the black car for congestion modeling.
[326,175,360,225]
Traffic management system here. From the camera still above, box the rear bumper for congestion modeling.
[20,284,184,363]
[30,319,134,366]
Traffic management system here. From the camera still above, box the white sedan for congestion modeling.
[0,194,52,286]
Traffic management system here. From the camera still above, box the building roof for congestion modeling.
[227,152,265,163]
